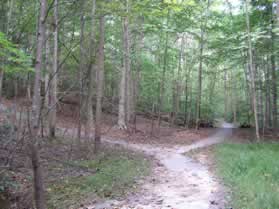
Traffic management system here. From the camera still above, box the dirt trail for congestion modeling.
[84,126,232,209]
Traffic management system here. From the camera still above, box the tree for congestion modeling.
[31,0,48,208]
[94,14,105,153]
[77,0,86,140]
[49,0,58,138]
[85,0,96,139]
[118,0,131,130]
[245,0,260,139]
[196,0,210,130]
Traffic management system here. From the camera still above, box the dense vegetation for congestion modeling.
[1,0,278,132]
[0,0,278,208]
[215,143,279,209]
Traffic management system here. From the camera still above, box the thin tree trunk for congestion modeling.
[31,0,47,208]
[172,36,184,126]
[125,4,132,123]
[244,62,252,124]
[49,0,58,138]
[264,60,271,128]
[118,10,130,129]
[33,0,46,126]
[85,0,96,139]
[157,9,170,126]
[224,68,228,120]
[0,69,3,100]
[187,81,193,128]
[232,72,237,124]
[133,16,144,131]
[77,1,86,139]
[257,64,264,129]
[195,0,210,129]
[94,15,105,153]
[271,20,277,130]
[45,28,50,109]
[245,0,260,139]
[195,27,204,130]
[30,142,46,209]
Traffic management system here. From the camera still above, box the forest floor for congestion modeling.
[1,98,278,209]
[81,127,233,209]
[0,98,220,209]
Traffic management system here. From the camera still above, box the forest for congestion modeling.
[0,0,278,209]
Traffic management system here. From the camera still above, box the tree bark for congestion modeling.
[31,0,47,208]
[30,142,46,209]
[132,16,144,130]
[224,68,228,120]
[94,15,105,153]
[195,27,204,130]
[118,9,131,129]
[195,0,210,130]
[172,35,184,126]
[232,70,237,124]
[264,59,271,128]
[77,1,86,139]
[0,69,3,100]
[157,9,170,127]
[33,0,47,126]
[245,0,260,139]
[44,28,50,110]
[85,0,96,139]
[49,0,58,138]
[271,15,277,130]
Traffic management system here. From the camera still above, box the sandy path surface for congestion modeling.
[83,127,232,209]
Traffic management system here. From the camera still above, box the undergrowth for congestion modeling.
[214,143,279,209]
[47,149,150,209]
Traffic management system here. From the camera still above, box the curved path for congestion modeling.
[84,127,233,209]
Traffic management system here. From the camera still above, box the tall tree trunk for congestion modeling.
[94,15,105,153]
[157,9,170,126]
[0,69,3,101]
[30,142,46,209]
[264,60,271,128]
[77,1,86,139]
[132,16,144,130]
[172,35,184,126]
[245,0,260,139]
[31,0,47,208]
[243,62,252,124]
[44,28,50,109]
[271,15,277,129]
[118,8,131,129]
[85,0,96,139]
[33,0,46,127]
[224,68,228,120]
[195,0,210,129]
[49,0,58,138]
[195,28,204,130]
[232,70,237,124]
[256,64,264,129]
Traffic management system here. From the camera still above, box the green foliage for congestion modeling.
[214,143,279,209]
[0,32,33,74]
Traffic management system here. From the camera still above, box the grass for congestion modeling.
[214,143,279,209]
[47,149,151,209]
